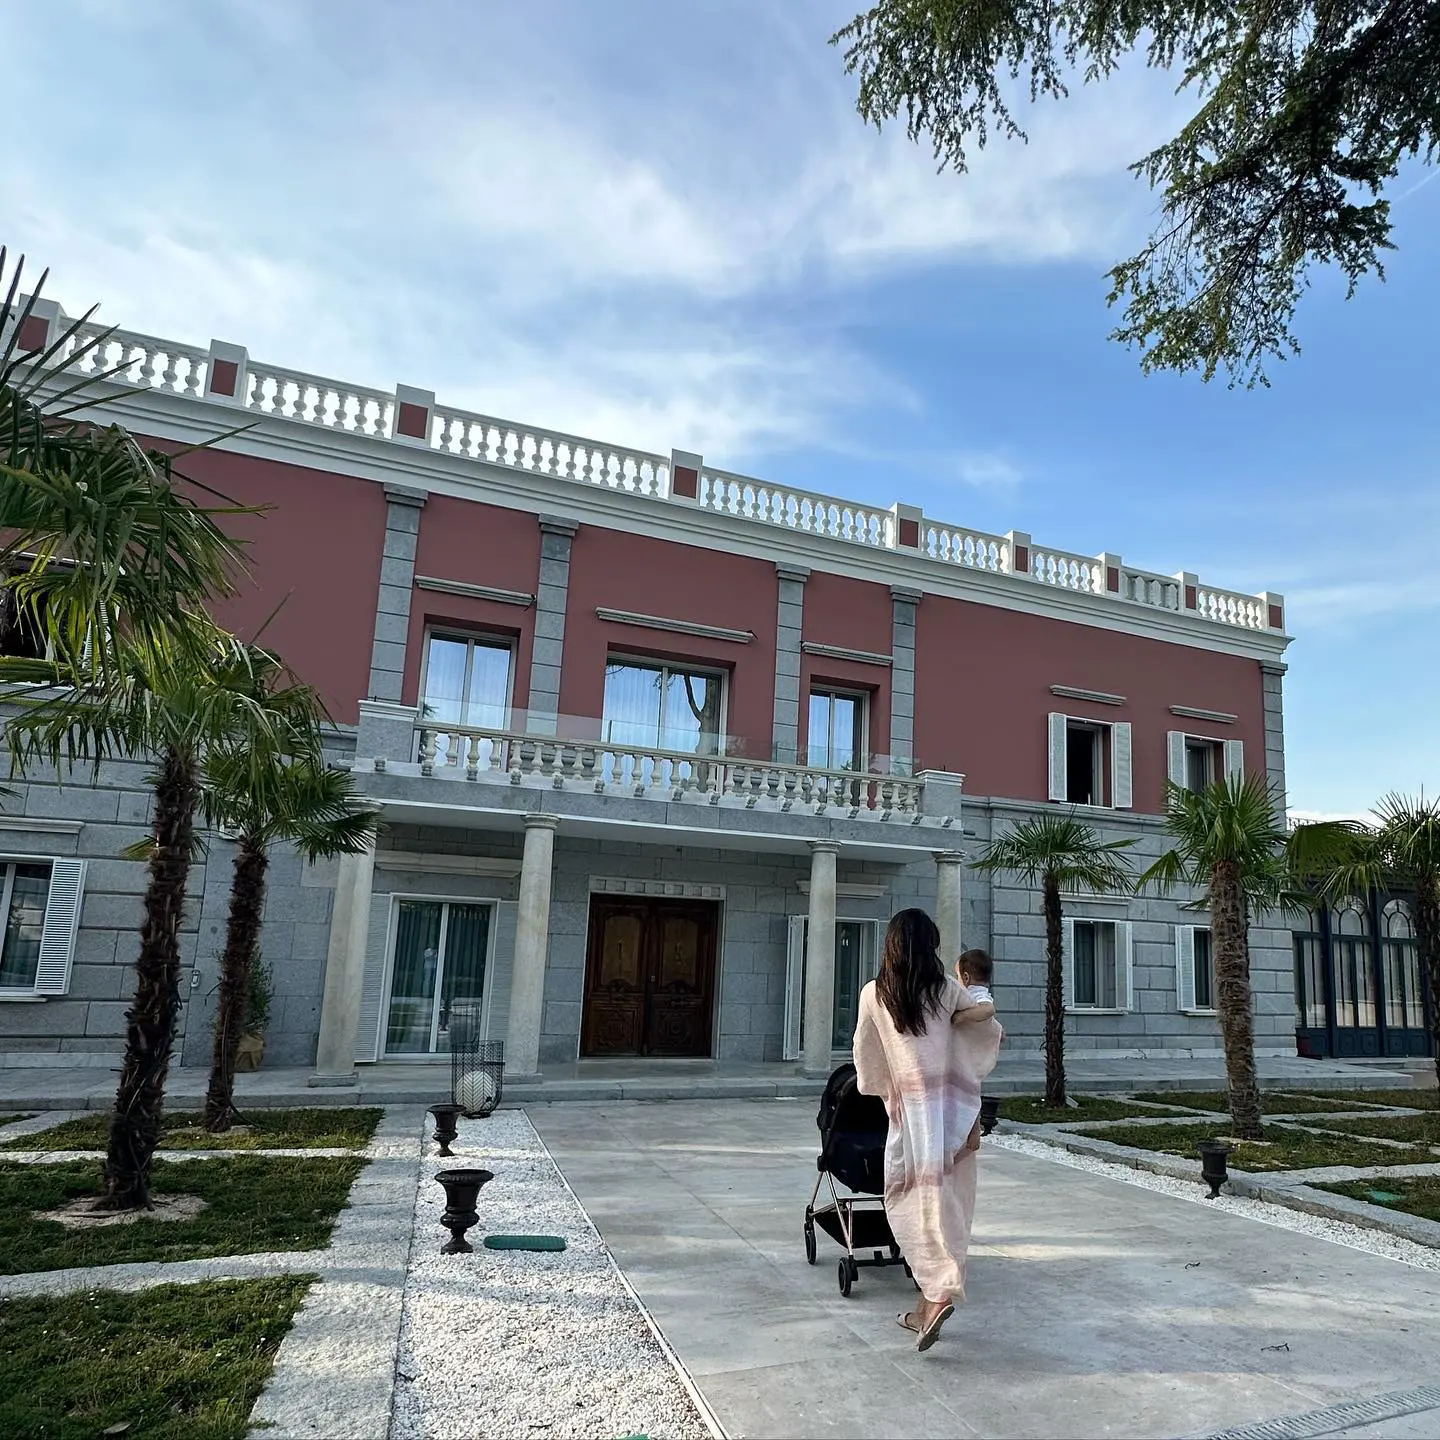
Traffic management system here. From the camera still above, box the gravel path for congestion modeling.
[392,1109,716,1440]
[989,1131,1440,1272]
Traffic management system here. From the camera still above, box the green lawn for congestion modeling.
[2,1107,383,1153]
[0,1114,35,1126]
[1309,1112,1440,1145]
[1300,1087,1438,1111]
[1321,1176,1440,1224]
[1128,1090,1390,1116]
[0,1276,311,1440]
[1071,1120,1430,1173]
[0,1155,365,1274]
[1000,1096,1173,1124]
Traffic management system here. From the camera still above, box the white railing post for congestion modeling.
[1178,571,1200,616]
[13,298,65,354]
[1261,591,1286,633]
[205,340,248,405]
[890,503,923,552]
[1097,552,1123,597]
[1007,530,1032,577]
[670,448,702,504]
[393,384,435,447]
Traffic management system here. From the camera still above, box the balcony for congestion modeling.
[352,703,960,834]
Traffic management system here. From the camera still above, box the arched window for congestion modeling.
[1330,899,1375,1029]
[1382,899,1425,1029]
[1293,907,1326,1031]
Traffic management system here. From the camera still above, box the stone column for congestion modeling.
[368,485,426,702]
[890,587,921,774]
[934,851,965,968]
[505,815,560,1078]
[1261,660,1288,824]
[309,838,378,1086]
[528,518,578,736]
[772,565,809,764]
[802,841,840,1076]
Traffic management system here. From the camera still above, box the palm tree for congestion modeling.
[4,628,323,1207]
[200,650,379,1132]
[1140,774,1291,1140]
[1291,795,1440,1087]
[971,814,1137,1107]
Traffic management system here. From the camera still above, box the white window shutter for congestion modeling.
[354,893,392,1064]
[482,901,518,1046]
[1225,739,1245,783]
[1167,731,1187,789]
[1048,714,1068,802]
[34,859,86,996]
[1111,722,1133,810]
[1117,922,1134,1011]
[783,915,807,1060]
[1175,925,1196,1011]
[1061,917,1075,1009]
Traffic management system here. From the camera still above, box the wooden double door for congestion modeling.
[581,898,718,1058]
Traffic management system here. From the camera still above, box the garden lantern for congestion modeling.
[980,1097,1000,1136]
[434,1168,494,1253]
[1198,1139,1232,1198]
[428,1102,465,1157]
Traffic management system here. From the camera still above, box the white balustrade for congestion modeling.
[698,468,893,548]
[1195,585,1267,630]
[922,522,1009,573]
[17,308,1276,635]
[413,724,922,817]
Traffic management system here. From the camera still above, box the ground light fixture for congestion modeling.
[435,1168,494,1253]
[428,1102,465,1157]
[979,1097,1000,1136]
[1198,1139,1232,1198]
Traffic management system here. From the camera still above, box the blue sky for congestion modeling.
[6,0,1437,817]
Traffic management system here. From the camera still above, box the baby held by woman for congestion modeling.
[951,949,999,1151]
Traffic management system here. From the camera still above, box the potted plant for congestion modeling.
[235,961,272,1073]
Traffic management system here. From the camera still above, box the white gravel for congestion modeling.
[989,1131,1440,1272]
[392,1109,716,1440]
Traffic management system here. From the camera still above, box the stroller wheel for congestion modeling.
[804,1218,816,1265]
[837,1257,853,1297]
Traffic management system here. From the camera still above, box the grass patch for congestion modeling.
[1321,1176,1440,1224]
[1000,1095,1169,1124]
[2,1106,383,1153]
[0,1275,310,1440]
[0,1114,35,1126]
[1299,1087,1438,1111]
[1071,1120,1430,1173]
[1309,1112,1440,1145]
[0,1154,365,1274]
[1128,1090,1391,1116]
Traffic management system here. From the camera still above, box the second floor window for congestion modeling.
[420,633,513,731]
[602,660,724,755]
[808,689,866,771]
[1048,713,1133,810]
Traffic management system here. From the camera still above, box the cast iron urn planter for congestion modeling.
[979,1097,1000,1136]
[428,1102,465,1158]
[1198,1139,1232,1199]
[434,1168,494,1253]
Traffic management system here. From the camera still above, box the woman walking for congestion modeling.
[853,908,1002,1352]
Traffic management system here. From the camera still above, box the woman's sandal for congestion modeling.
[897,1304,954,1352]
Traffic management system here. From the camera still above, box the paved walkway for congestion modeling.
[0,1051,1411,1111]
[533,1099,1440,1440]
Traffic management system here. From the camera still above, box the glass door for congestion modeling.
[384,900,491,1056]
[784,918,880,1059]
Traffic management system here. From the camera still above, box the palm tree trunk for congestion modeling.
[203,834,269,1133]
[1043,874,1066,1108]
[1415,872,1440,1090]
[102,746,199,1209]
[1211,860,1262,1139]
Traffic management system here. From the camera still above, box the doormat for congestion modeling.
[483,1234,567,1251]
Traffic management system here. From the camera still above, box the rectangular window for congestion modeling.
[807,689,866,772]
[1066,722,1104,806]
[420,632,513,731]
[1050,714,1131,809]
[602,660,724,756]
[1185,740,1218,793]
[0,862,51,989]
[383,899,492,1056]
[1193,928,1214,1011]
[1071,920,1118,1009]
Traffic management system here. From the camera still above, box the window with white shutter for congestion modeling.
[1047,714,1068,802]
[1224,739,1245,783]
[1066,918,1130,1012]
[1111,723,1132,810]
[0,858,86,997]
[1167,731,1188,789]
[1049,715,1126,808]
[1175,924,1216,1012]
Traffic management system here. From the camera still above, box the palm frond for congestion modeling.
[971,811,1137,893]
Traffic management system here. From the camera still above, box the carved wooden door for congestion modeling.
[581,899,717,1058]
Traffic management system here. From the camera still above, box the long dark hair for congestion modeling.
[875,908,948,1036]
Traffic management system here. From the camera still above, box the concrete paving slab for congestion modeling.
[534,1099,1440,1440]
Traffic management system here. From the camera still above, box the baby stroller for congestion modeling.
[804,1062,911,1297]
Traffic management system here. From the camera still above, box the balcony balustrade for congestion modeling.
[412,722,928,820]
